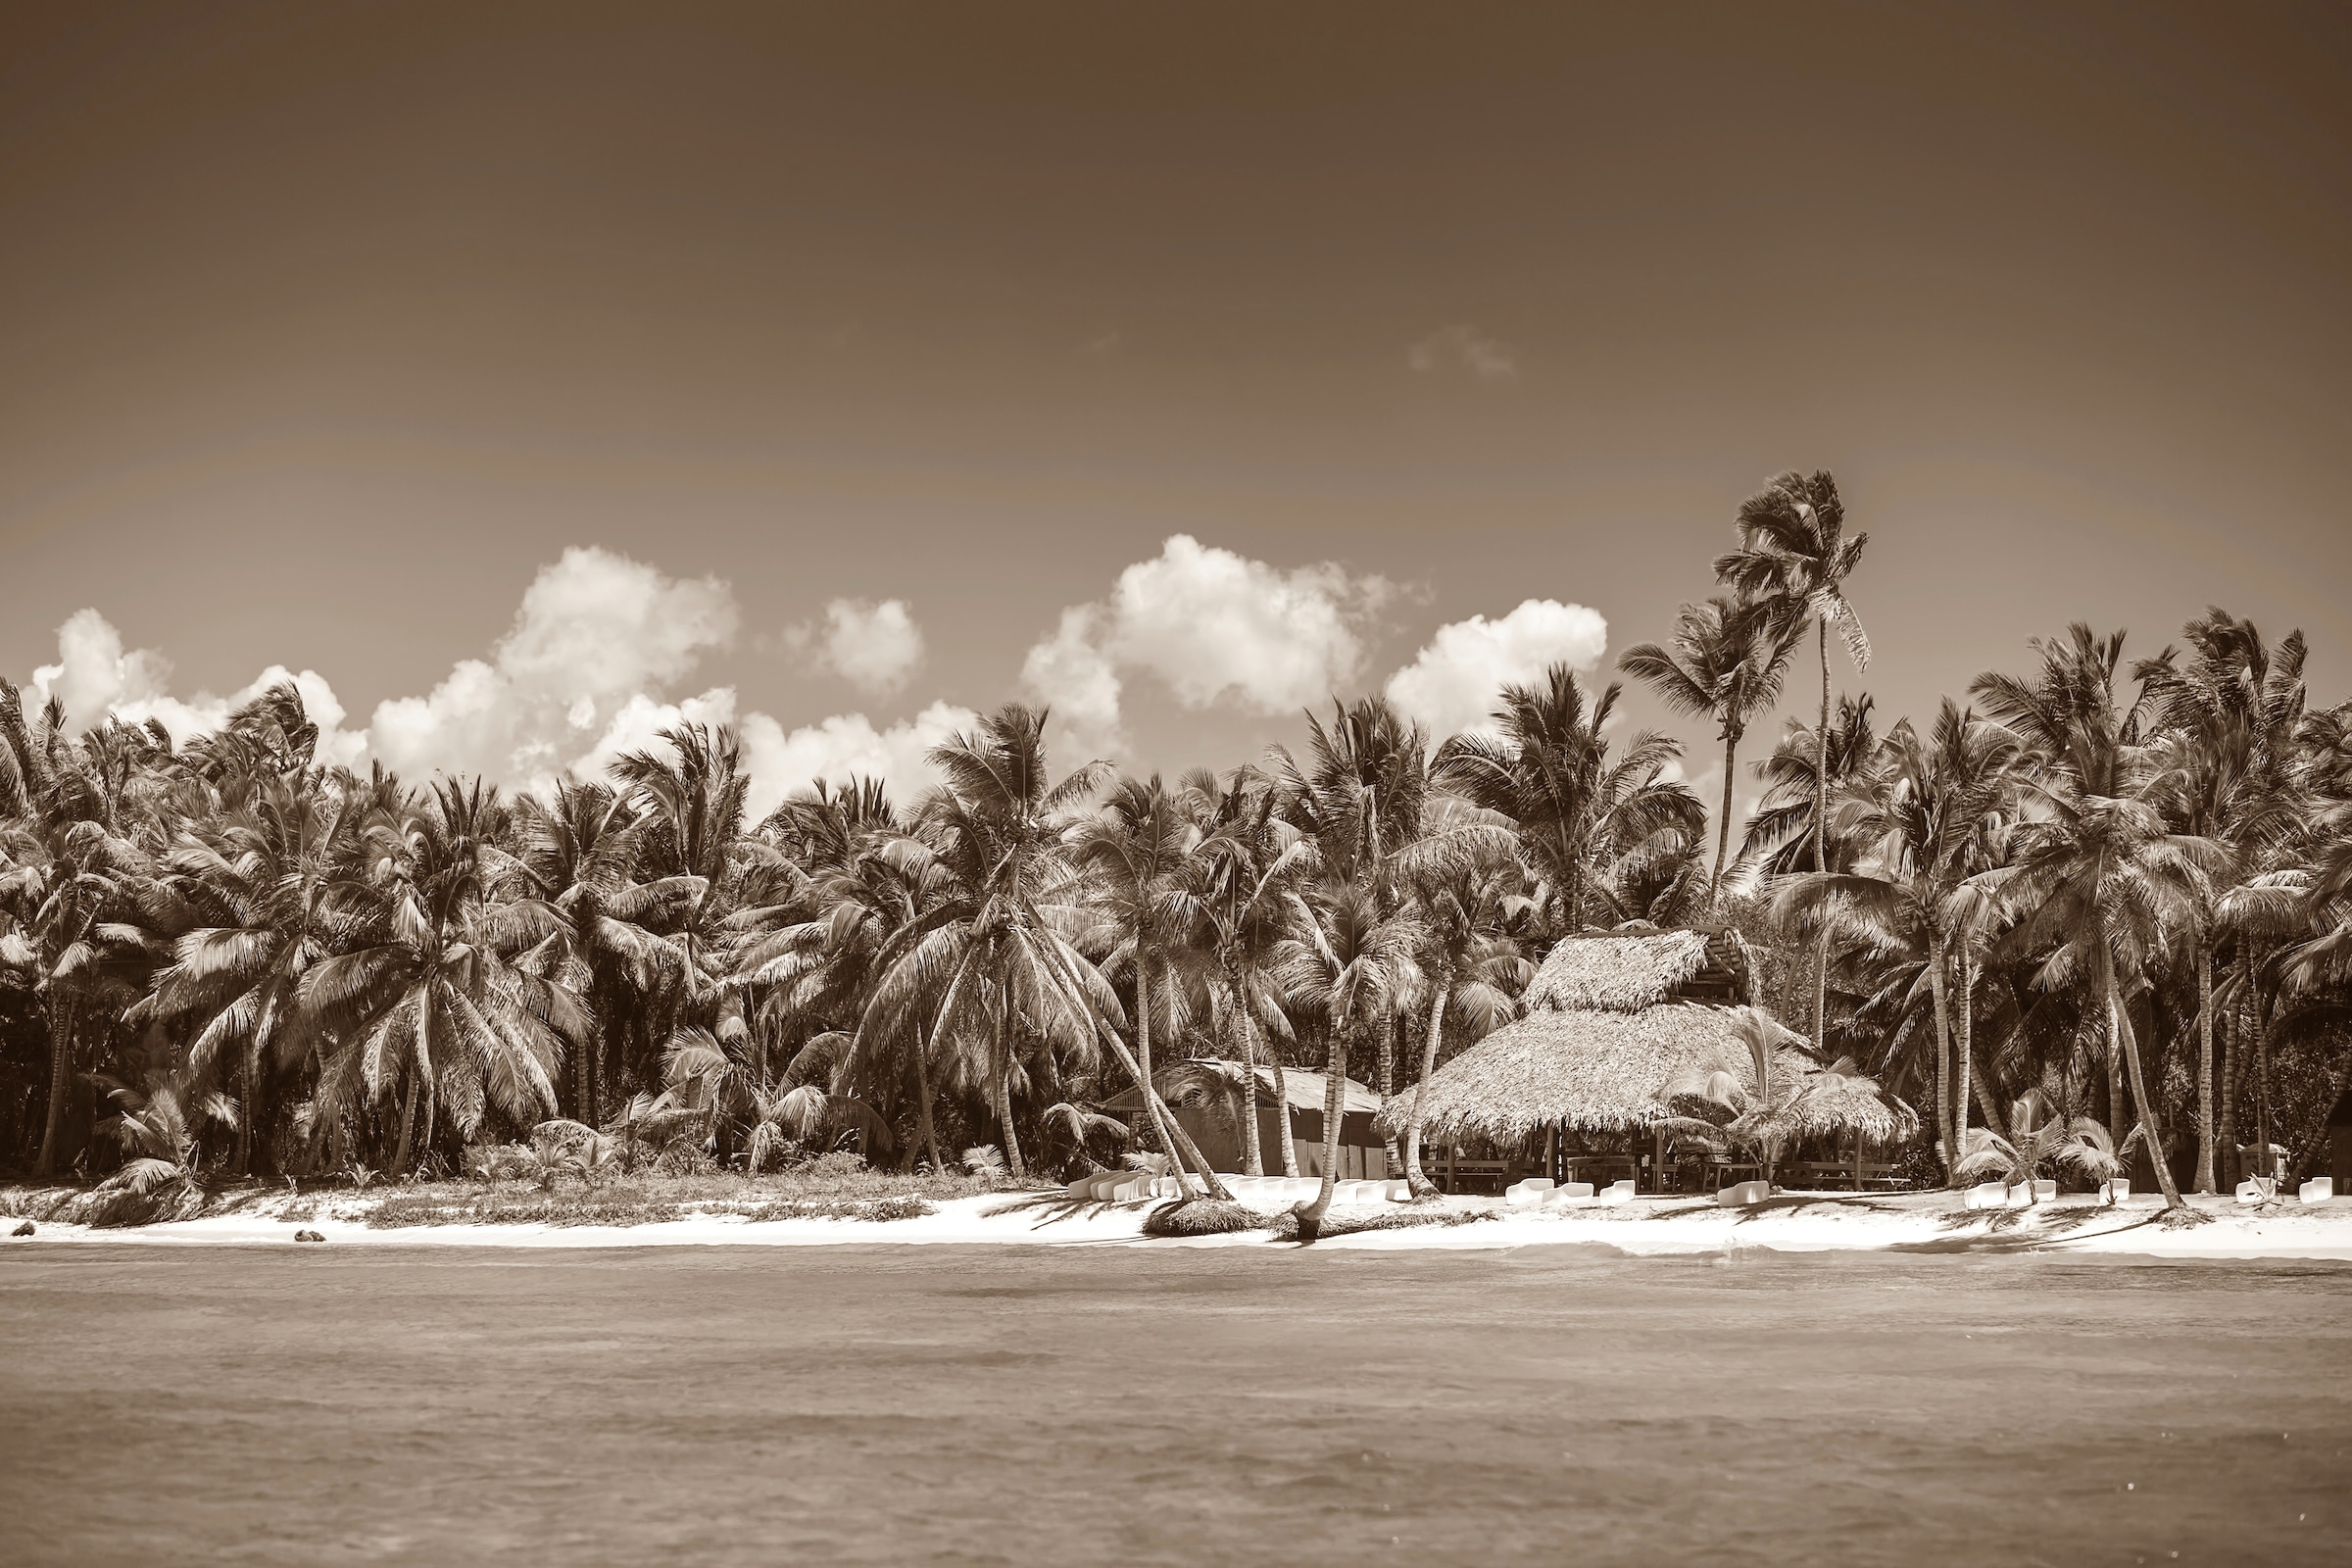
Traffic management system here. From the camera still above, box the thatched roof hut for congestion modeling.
[1377,927,1913,1150]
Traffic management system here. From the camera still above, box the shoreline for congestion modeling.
[11,1188,2352,1261]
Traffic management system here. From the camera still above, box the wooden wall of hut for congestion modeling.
[1166,1104,1391,1179]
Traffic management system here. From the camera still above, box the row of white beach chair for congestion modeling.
[1504,1177,1633,1209]
[1061,1171,1411,1206]
[1961,1175,2340,1208]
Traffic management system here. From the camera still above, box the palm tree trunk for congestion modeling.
[389,1070,420,1179]
[1403,972,1448,1198]
[2255,963,2277,1186]
[1812,614,1831,1046]
[1926,935,1953,1183]
[1375,1009,1400,1178]
[1134,952,1156,1153]
[1269,1030,1299,1178]
[1296,1014,1350,1240]
[34,996,72,1178]
[238,1032,264,1178]
[1712,731,1739,903]
[2104,940,2180,1206]
[2194,942,2216,1194]
[1953,948,1974,1154]
[1229,958,1264,1178]
[993,1047,1025,1180]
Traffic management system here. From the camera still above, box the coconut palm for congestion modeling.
[1274,875,1419,1239]
[298,781,586,1176]
[1715,469,1871,1043]
[86,1071,236,1221]
[1189,766,1311,1176]
[1397,855,1528,1196]
[1619,595,1802,900]
[1434,667,1701,940]
[1652,1006,1889,1186]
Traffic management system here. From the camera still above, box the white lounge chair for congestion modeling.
[1596,1179,1638,1207]
[2235,1178,2273,1204]
[1379,1180,1410,1202]
[2302,1177,2334,1203]
[1503,1179,1554,1207]
[2104,1178,2131,1203]
[2031,1179,2057,1204]
[1715,1179,1770,1207]
[1964,1181,2009,1210]
[1542,1182,1595,1208]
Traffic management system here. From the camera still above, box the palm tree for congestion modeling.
[1716,469,1871,1043]
[1653,1007,1888,1186]
[1774,703,2021,1178]
[1189,767,1310,1176]
[1619,595,1801,900]
[1273,875,1418,1239]
[1434,668,1700,939]
[298,781,586,1175]
[1398,855,1527,1196]
[1953,1090,2130,1203]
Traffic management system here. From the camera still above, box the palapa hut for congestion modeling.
[1378,925,1915,1192]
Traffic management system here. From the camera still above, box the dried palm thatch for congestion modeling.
[1522,928,1716,1012]
[1379,1003,1916,1148]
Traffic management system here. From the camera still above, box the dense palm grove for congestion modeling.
[6,471,2351,1217]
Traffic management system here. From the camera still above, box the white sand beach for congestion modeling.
[14,1188,2352,1260]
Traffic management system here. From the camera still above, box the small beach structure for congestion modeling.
[1104,1065,1390,1179]
[1377,925,1914,1192]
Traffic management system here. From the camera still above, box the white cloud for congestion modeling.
[28,609,366,766]
[367,547,739,787]
[1383,599,1608,737]
[1021,534,1394,760]
[784,598,925,695]
[1408,324,1517,381]
[740,701,979,818]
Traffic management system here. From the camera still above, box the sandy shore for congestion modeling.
[10,1187,2352,1259]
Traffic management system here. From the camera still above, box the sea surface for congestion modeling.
[2,1241,2347,1566]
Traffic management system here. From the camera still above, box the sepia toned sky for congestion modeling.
[2,2,2347,815]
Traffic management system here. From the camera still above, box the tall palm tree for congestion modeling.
[1775,702,2021,1176]
[1189,767,1310,1176]
[1716,469,1871,1042]
[1619,595,1801,899]
[1434,667,1700,939]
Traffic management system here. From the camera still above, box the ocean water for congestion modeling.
[1,1242,2346,1566]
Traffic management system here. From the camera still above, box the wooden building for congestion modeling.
[1104,1066,1390,1179]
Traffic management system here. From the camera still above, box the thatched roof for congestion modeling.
[1523,927,1751,1012]
[1377,1004,1915,1147]
[1104,1065,1382,1118]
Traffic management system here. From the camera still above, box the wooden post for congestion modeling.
[1851,1129,1862,1192]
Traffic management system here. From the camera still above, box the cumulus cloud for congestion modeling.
[17,548,972,812]
[741,700,980,818]
[368,547,739,785]
[29,609,367,766]
[1383,599,1609,737]
[1021,535,1394,758]
[1408,323,1517,381]
[783,597,925,695]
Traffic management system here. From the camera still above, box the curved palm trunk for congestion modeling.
[34,997,73,1177]
[912,1023,943,1174]
[1134,952,1157,1153]
[1229,957,1264,1178]
[389,1070,421,1179]
[1926,933,1954,1184]
[1295,1014,1349,1241]
[2219,981,2237,1187]
[237,1032,264,1178]
[1812,615,1831,1045]
[1403,972,1448,1198]
[1269,1039,1299,1178]
[1953,949,1973,1153]
[2194,943,2216,1194]
[2103,941,2180,1207]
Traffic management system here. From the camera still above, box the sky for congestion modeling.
[2,2,2348,820]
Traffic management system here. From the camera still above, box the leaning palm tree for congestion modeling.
[1716,469,1871,1043]
[1273,875,1419,1239]
[1619,595,1801,899]
[1975,781,2219,1210]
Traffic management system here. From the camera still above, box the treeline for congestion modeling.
[4,471,2349,1216]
